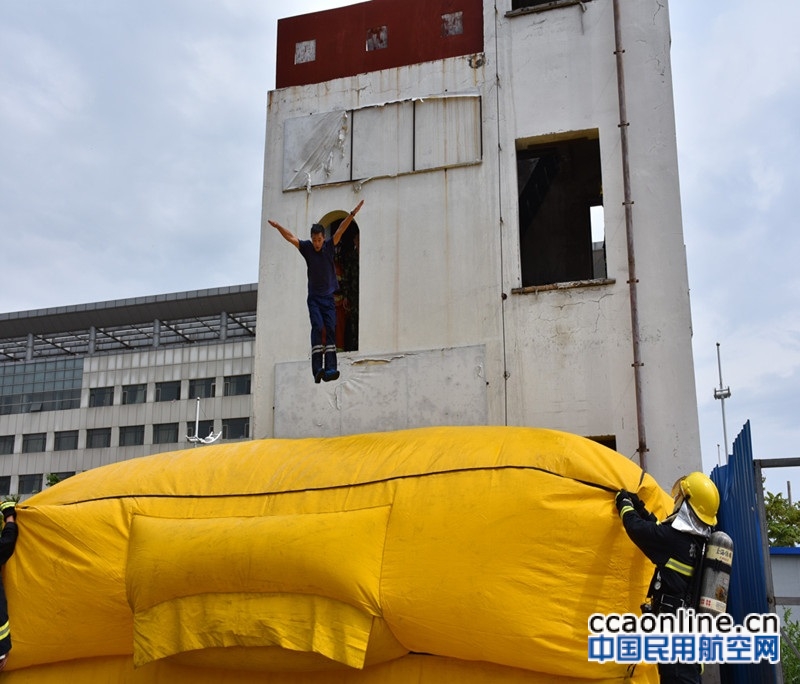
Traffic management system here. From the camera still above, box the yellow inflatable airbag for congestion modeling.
[5,426,669,683]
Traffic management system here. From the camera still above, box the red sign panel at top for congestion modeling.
[276,0,485,89]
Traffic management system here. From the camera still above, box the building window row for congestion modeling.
[0,471,77,497]
[0,419,250,456]
[94,375,251,407]
[0,369,251,417]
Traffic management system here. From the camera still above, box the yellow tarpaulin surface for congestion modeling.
[3,426,670,682]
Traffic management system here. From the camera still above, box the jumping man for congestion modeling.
[269,199,364,383]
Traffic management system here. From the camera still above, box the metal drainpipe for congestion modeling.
[612,0,648,472]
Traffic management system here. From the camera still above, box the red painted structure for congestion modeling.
[276,0,484,89]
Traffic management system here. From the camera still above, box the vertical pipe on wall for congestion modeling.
[493,0,510,425]
[612,0,647,471]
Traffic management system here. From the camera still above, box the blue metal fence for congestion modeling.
[711,420,778,684]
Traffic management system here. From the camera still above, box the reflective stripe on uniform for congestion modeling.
[0,621,9,640]
[665,557,694,577]
[619,505,635,519]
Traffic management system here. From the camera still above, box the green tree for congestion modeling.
[764,492,800,547]
[782,609,800,684]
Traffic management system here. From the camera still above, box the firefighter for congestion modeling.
[615,472,720,684]
[0,500,18,671]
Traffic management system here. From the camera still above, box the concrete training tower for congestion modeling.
[254,0,700,488]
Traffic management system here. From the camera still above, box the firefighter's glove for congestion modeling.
[615,490,635,516]
[0,501,16,521]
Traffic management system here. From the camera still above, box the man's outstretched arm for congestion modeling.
[268,219,300,249]
[333,200,364,246]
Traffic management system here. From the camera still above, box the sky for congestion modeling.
[1,1,798,497]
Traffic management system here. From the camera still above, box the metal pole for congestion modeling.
[194,397,200,447]
[713,342,731,461]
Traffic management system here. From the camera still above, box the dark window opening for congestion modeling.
[0,435,14,456]
[54,430,79,451]
[122,383,147,405]
[222,418,249,440]
[588,434,617,451]
[517,133,605,287]
[22,432,46,453]
[86,428,111,449]
[155,381,181,402]
[0,476,9,496]
[119,425,145,447]
[153,423,179,444]
[48,472,75,486]
[18,473,43,495]
[334,220,359,352]
[223,375,251,397]
[189,378,215,399]
[89,386,114,407]
[187,420,214,439]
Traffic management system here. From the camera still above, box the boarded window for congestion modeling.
[366,26,388,51]
[283,95,482,191]
[294,39,316,64]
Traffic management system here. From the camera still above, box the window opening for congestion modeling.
[54,430,79,451]
[223,374,251,397]
[333,219,360,353]
[153,423,179,444]
[187,420,214,439]
[0,476,9,496]
[222,417,249,440]
[89,386,114,407]
[18,473,43,496]
[188,378,215,399]
[86,428,111,449]
[0,435,14,455]
[155,381,181,402]
[119,425,145,447]
[22,433,46,453]
[517,133,605,287]
[48,471,75,486]
[122,383,147,405]
[588,434,617,451]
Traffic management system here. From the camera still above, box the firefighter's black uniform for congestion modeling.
[0,503,19,668]
[616,491,704,684]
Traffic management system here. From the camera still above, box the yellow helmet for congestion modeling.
[671,472,719,526]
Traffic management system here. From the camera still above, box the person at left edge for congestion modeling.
[0,500,19,672]
[269,200,364,384]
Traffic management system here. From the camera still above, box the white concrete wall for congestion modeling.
[255,0,700,490]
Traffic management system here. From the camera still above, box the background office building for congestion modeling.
[0,285,256,498]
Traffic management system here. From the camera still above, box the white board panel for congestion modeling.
[352,101,414,179]
[274,345,487,438]
[282,110,351,191]
[414,96,482,171]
